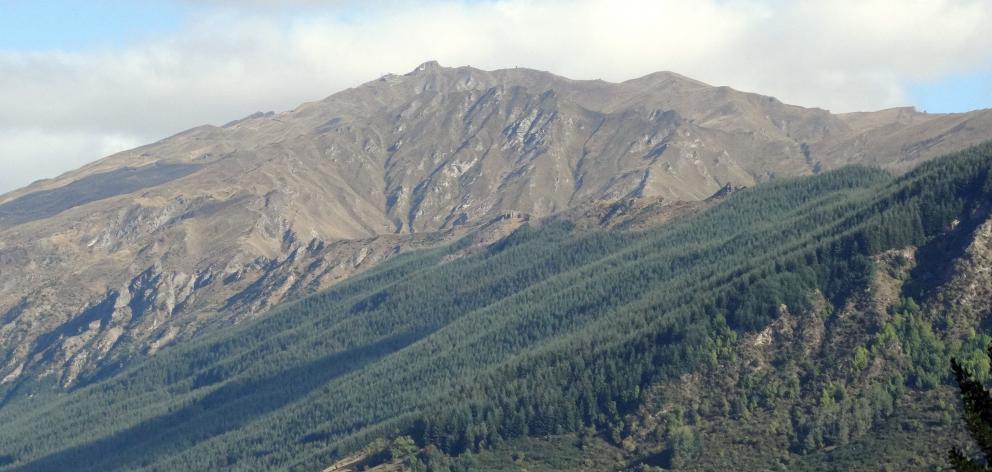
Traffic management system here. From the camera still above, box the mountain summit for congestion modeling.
[2,62,992,388]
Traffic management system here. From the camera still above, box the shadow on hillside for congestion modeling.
[903,202,990,302]
[8,329,426,472]
[0,162,200,228]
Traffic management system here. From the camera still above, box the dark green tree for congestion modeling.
[949,346,992,471]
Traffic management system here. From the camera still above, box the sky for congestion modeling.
[1,0,991,194]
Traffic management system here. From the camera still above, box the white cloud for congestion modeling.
[0,128,143,192]
[1,0,990,193]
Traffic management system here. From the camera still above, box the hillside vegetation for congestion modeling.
[1,143,991,471]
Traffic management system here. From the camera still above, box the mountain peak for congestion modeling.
[3,62,992,396]
[624,70,710,89]
[408,60,443,75]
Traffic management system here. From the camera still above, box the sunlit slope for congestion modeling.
[1,143,990,471]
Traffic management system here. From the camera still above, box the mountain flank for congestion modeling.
[0,143,990,470]
[2,61,992,389]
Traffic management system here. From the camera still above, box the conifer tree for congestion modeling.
[949,346,992,471]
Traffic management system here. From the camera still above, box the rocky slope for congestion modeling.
[0,147,989,471]
[2,61,992,389]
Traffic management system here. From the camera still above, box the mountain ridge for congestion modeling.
[2,61,992,389]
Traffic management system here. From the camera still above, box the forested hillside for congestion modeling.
[1,143,991,471]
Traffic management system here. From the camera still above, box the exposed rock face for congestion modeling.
[2,61,992,388]
[0,224,465,388]
[930,213,992,336]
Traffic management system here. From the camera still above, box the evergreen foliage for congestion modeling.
[950,347,992,471]
[0,142,989,471]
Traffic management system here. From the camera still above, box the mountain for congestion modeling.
[3,61,992,391]
[0,142,990,471]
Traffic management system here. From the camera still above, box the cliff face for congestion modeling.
[2,61,992,388]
